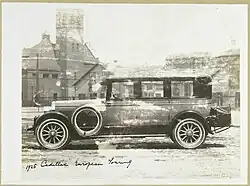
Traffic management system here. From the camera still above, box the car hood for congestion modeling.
[53,99,106,108]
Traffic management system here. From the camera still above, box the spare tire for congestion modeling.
[71,106,103,137]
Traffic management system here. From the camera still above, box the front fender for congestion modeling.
[33,111,70,132]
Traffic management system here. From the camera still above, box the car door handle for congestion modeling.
[106,102,111,107]
[132,104,139,106]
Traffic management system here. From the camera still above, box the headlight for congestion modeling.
[43,101,56,112]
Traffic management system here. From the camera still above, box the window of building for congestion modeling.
[43,73,49,78]
[32,73,36,77]
[72,43,75,52]
[89,72,97,80]
[53,93,58,100]
[78,93,86,100]
[90,92,97,99]
[100,92,105,98]
[141,81,163,98]
[171,81,193,97]
[76,43,79,52]
[70,15,75,24]
[74,72,77,80]
[52,74,58,79]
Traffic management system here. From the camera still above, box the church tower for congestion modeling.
[56,9,84,98]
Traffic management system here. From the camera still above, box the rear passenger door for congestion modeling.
[132,80,171,134]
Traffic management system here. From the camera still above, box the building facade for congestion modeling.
[22,9,106,106]
[164,50,240,95]
[164,49,240,108]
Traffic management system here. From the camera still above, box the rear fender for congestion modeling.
[170,110,211,134]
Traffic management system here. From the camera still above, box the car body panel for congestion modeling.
[31,75,231,144]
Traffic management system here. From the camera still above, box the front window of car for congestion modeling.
[111,81,135,100]
[171,81,193,97]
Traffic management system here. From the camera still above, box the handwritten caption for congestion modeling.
[25,157,132,172]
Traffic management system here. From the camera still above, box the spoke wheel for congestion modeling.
[35,119,70,150]
[173,118,206,149]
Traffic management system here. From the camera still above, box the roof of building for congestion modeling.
[106,54,239,80]
[22,33,101,74]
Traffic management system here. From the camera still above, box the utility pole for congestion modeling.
[36,53,40,103]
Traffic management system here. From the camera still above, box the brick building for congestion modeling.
[22,9,108,106]
[22,32,106,106]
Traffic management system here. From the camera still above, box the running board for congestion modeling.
[86,134,168,139]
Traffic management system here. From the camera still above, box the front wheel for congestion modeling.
[172,118,206,149]
[35,119,71,150]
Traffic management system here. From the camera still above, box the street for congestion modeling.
[22,108,241,182]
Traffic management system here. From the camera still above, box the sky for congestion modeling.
[2,3,247,66]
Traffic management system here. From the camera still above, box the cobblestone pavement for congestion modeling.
[22,118,241,182]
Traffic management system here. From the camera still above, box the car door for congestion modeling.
[131,80,171,134]
[103,79,171,135]
[103,80,149,135]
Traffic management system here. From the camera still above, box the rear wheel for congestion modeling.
[35,119,71,150]
[172,118,206,149]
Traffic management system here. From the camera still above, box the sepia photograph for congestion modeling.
[1,2,248,185]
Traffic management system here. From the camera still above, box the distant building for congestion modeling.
[164,49,240,95]
[22,9,107,106]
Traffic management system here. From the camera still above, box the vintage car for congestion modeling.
[29,75,232,150]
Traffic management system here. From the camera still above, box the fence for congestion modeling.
[22,93,102,107]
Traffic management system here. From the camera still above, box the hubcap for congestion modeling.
[186,130,193,137]
[178,122,201,143]
[40,121,66,146]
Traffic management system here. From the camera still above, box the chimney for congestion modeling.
[42,32,50,40]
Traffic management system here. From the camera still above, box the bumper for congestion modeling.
[206,106,232,133]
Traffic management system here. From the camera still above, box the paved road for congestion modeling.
[22,124,240,182]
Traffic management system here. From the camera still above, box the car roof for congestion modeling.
[106,72,212,81]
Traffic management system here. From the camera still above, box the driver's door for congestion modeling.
[103,81,140,135]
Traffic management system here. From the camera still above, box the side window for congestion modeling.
[111,81,134,100]
[141,81,164,98]
[171,81,193,97]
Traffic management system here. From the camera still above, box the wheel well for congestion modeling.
[171,111,209,134]
[34,112,71,132]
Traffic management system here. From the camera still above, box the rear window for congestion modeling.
[171,81,193,97]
